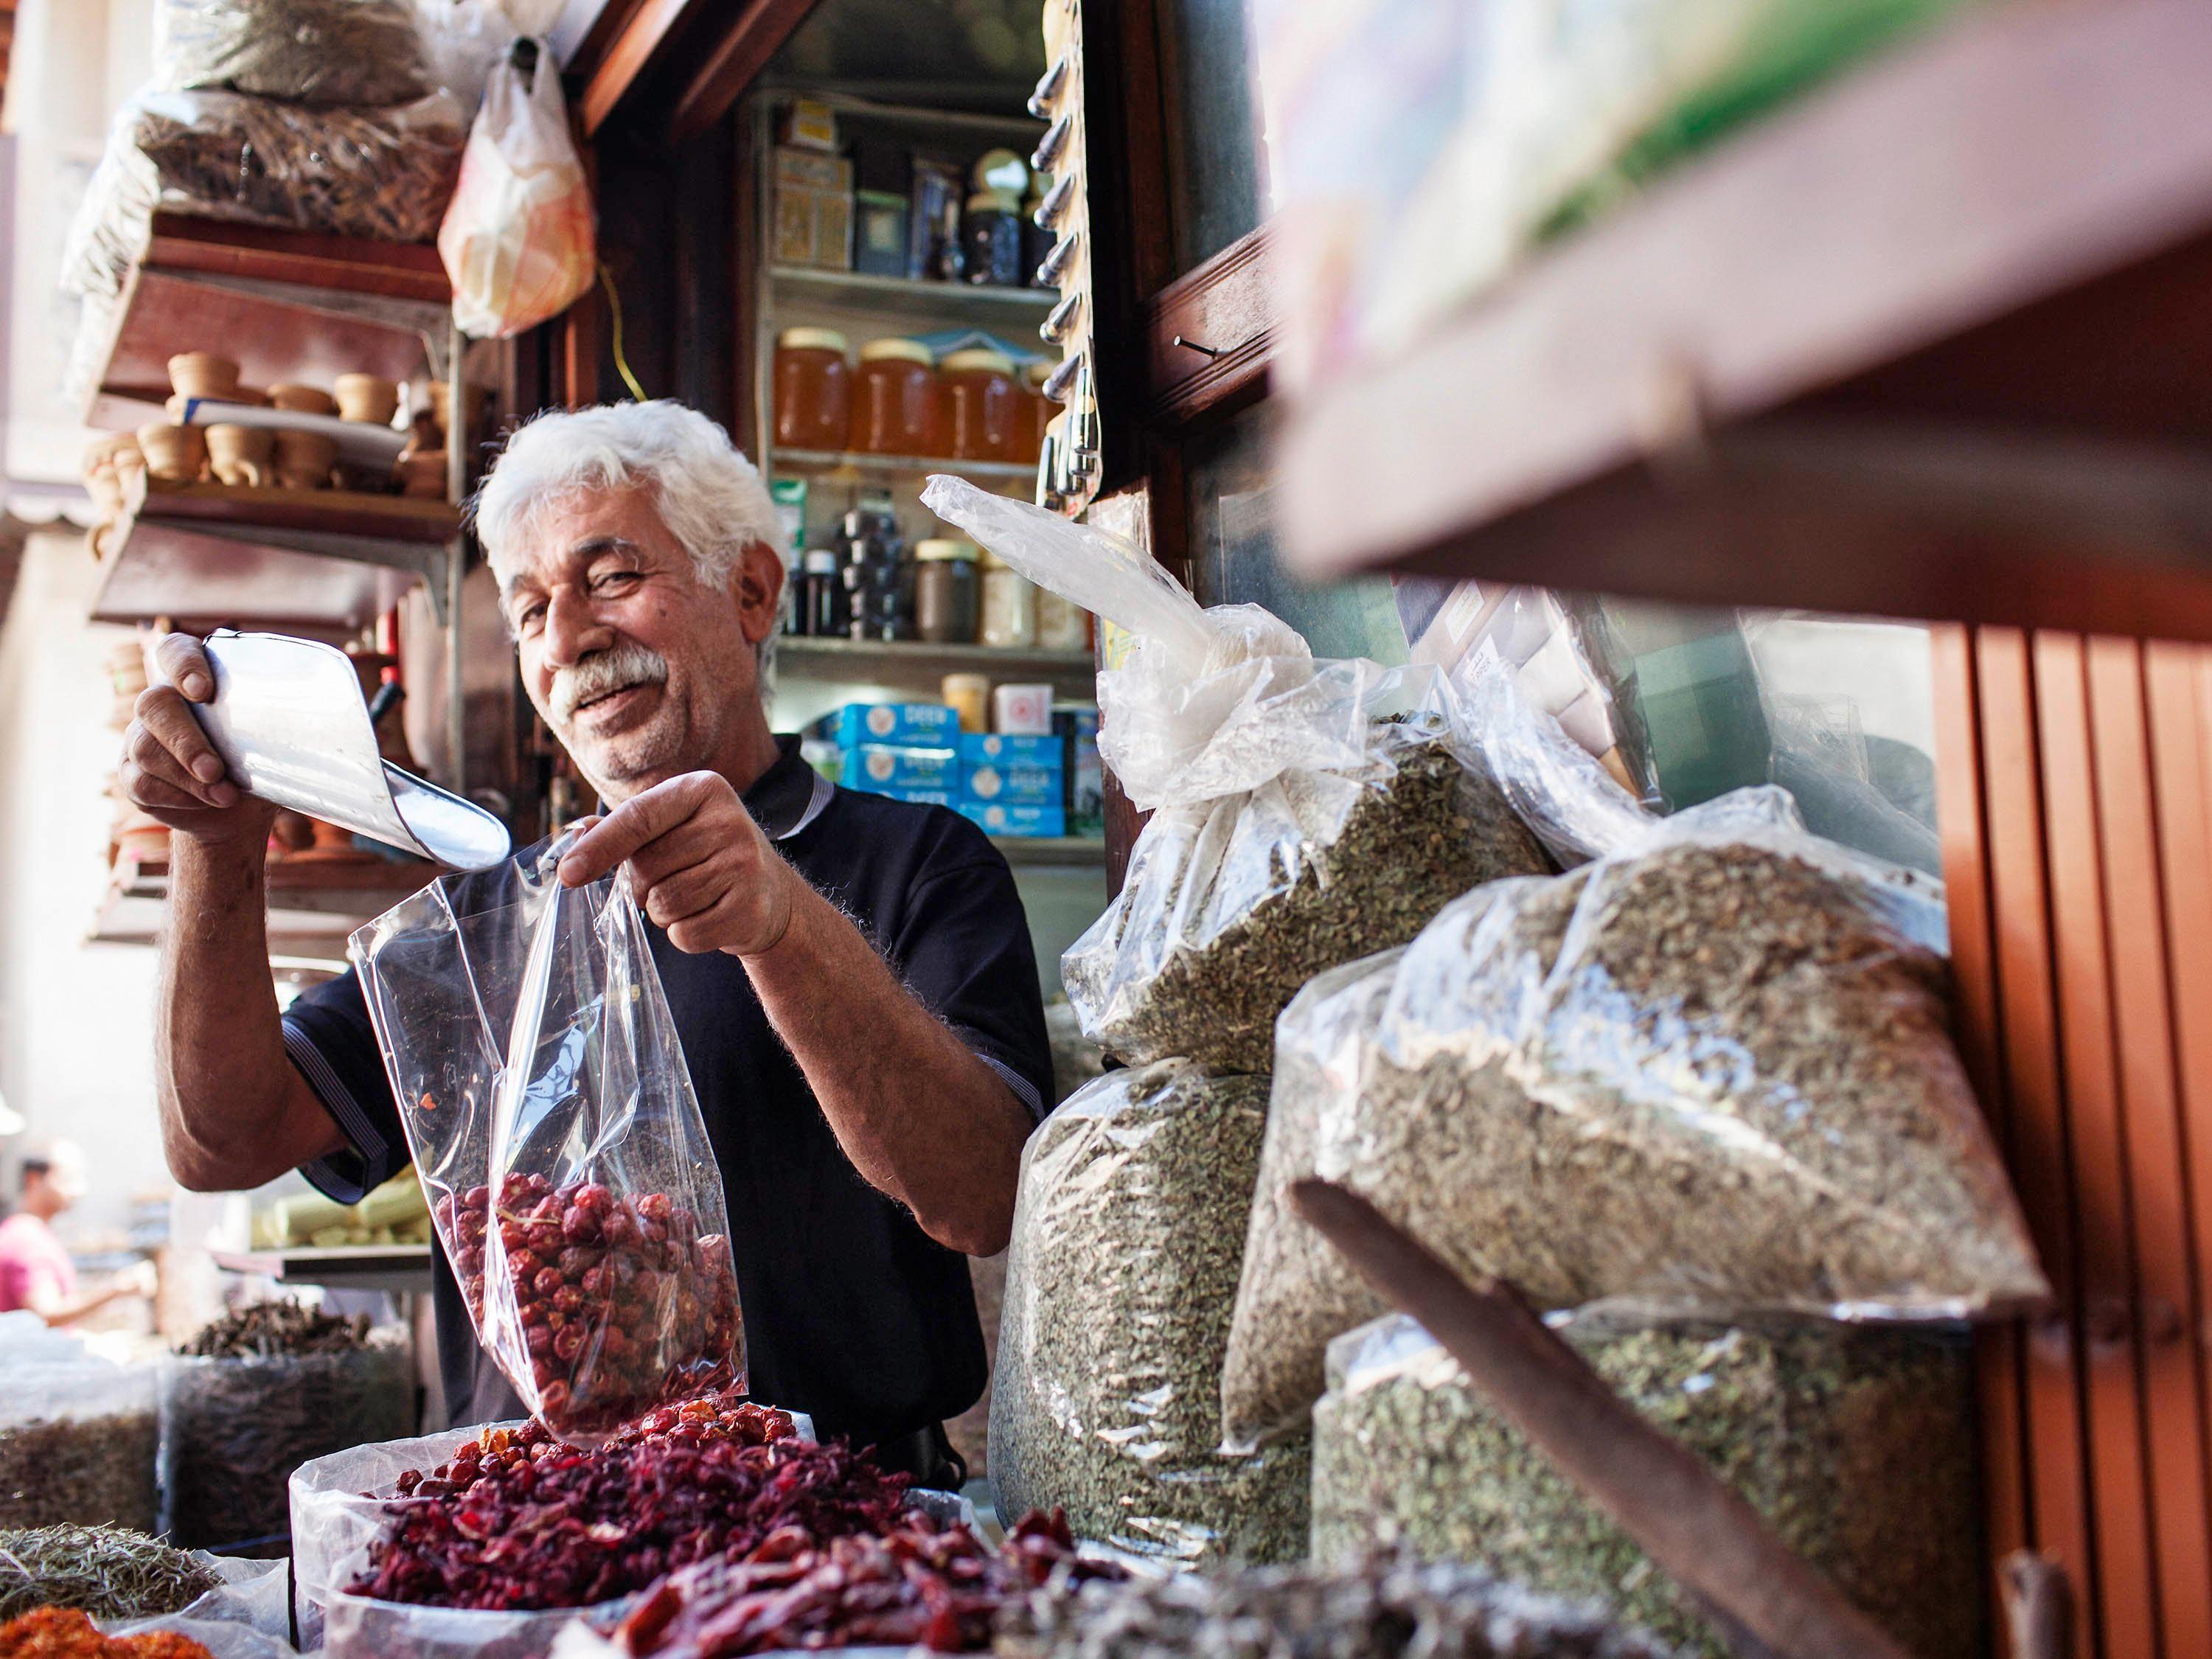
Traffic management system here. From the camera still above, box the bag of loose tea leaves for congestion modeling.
[352,833,745,1444]
[990,1061,1308,1569]
[1311,1312,1983,1659]
[922,477,1549,1073]
[1221,789,2047,1448]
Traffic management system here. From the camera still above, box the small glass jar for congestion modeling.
[771,327,851,451]
[1036,588,1091,651]
[849,338,940,456]
[914,539,980,644]
[961,190,1024,288]
[801,549,847,637]
[1022,361,1054,459]
[942,672,991,734]
[940,348,1021,462]
[980,550,1037,648]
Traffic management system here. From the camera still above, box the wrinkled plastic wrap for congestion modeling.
[923,477,1548,1073]
[1220,789,2048,1448]
[1312,1312,1983,1658]
[990,1062,1307,1569]
[159,1327,414,1549]
[352,841,745,1442]
[97,1613,299,1658]
[0,1353,159,1531]
[155,0,431,104]
[64,89,465,300]
[1454,647,1658,866]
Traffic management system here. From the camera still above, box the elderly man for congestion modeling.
[125,402,1048,1484]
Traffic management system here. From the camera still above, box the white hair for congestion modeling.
[470,401,785,592]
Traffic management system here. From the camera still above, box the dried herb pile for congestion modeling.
[615,1509,1121,1658]
[0,1526,216,1623]
[0,1391,158,1535]
[0,1607,214,1659]
[1222,823,2044,1447]
[162,1307,411,1548]
[1063,725,1548,1073]
[352,1398,919,1611]
[990,1062,1308,1568]
[155,0,431,106]
[1310,1315,1981,1659]
[996,1553,1677,1659]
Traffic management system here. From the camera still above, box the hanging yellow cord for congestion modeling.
[597,260,650,403]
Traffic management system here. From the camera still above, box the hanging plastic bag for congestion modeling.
[439,41,596,338]
[923,477,1549,1073]
[352,840,743,1443]
[1220,788,2048,1449]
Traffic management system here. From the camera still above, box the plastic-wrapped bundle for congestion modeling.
[159,1327,414,1549]
[922,478,1548,1074]
[1311,1313,1983,1659]
[990,1062,1307,1568]
[0,1357,159,1533]
[154,0,431,105]
[1220,789,2048,1449]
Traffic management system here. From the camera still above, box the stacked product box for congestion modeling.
[1054,703,1103,836]
[812,703,963,806]
[958,732,1065,837]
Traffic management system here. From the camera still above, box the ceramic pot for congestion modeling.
[394,451,448,499]
[167,352,240,401]
[274,430,339,490]
[136,422,207,484]
[334,374,400,425]
[206,424,275,488]
[268,383,338,417]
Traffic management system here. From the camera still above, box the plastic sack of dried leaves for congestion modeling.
[154,0,432,105]
[159,1325,414,1549]
[1220,788,2048,1449]
[989,1062,1307,1568]
[353,834,745,1443]
[922,477,1548,1073]
[1311,1312,1982,1659]
[0,1355,159,1533]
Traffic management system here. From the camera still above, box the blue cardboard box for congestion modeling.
[962,762,1062,805]
[814,702,961,750]
[841,745,958,791]
[959,800,1067,838]
[958,732,1063,767]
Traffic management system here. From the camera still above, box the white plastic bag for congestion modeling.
[439,40,595,338]
[922,478,1548,1072]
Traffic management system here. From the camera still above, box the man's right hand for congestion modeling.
[120,634,274,844]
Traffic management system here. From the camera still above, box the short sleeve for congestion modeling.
[888,822,1054,1122]
[283,968,406,1203]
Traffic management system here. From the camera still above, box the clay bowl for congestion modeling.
[206,424,276,488]
[167,352,240,401]
[334,373,400,426]
[274,429,339,491]
[268,383,338,417]
[135,422,207,484]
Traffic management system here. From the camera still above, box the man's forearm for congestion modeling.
[742,884,1031,1256]
[157,835,344,1192]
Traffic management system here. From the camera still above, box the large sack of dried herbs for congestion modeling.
[1311,1312,1980,1659]
[922,478,1549,1073]
[990,1061,1308,1568]
[1220,787,2048,1448]
[153,0,433,107]
[0,1344,159,1534]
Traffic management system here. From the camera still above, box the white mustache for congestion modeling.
[552,641,669,722]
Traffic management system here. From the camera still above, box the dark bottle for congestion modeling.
[801,549,846,636]
[961,191,1023,288]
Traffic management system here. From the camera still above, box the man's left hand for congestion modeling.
[555,772,797,957]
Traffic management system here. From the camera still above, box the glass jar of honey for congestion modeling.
[1023,360,1054,458]
[848,338,941,457]
[940,348,1022,462]
[771,327,851,452]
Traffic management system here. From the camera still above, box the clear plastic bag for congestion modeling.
[989,1062,1307,1569]
[100,1613,299,1658]
[1311,1311,1983,1659]
[159,1328,414,1549]
[439,43,596,338]
[922,477,1548,1073]
[0,1354,159,1531]
[1220,790,2048,1449]
[155,0,432,105]
[351,843,744,1442]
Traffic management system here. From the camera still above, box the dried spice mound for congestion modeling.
[0,1608,215,1659]
[156,0,431,106]
[176,1301,374,1358]
[0,1410,158,1535]
[1310,1315,1981,1659]
[0,1526,218,1623]
[350,1399,915,1611]
[616,1509,1122,1657]
[991,1062,1307,1568]
[1063,726,1548,1074]
[996,1553,1677,1659]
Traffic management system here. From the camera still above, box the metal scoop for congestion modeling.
[189,629,512,869]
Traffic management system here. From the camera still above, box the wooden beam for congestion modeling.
[664,0,820,147]
[578,0,709,137]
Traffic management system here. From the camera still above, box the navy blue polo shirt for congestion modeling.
[283,734,1051,1447]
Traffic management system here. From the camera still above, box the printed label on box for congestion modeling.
[958,801,1067,838]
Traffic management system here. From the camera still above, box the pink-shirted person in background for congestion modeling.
[0,1141,154,1326]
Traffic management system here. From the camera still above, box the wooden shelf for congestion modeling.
[990,835,1105,867]
[125,480,458,543]
[776,447,1037,482]
[776,634,1093,683]
[94,852,432,950]
[211,1245,434,1295]
[1274,0,2212,643]
[79,216,447,430]
[769,265,1054,325]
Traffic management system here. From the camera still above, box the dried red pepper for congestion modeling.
[0,1609,215,1659]
[615,1509,1121,1658]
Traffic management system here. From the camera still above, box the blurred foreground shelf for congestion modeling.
[777,634,1093,683]
[212,1245,435,1295]
[1276,0,2212,643]
[989,835,1105,867]
[94,849,431,952]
